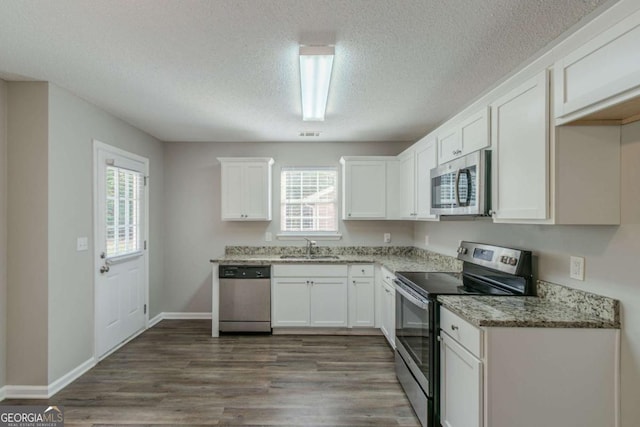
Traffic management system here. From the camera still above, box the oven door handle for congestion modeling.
[393,280,430,310]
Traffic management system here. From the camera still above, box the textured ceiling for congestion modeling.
[0,0,612,142]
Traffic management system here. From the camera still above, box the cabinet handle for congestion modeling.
[450,324,459,331]
[348,213,352,217]
[306,280,310,285]
[361,269,365,273]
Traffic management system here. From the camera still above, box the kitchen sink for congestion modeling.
[279,255,341,260]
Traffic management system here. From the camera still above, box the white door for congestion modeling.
[94,141,148,359]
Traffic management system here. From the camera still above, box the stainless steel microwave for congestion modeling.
[430,150,491,216]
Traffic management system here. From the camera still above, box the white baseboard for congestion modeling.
[162,312,212,320]
[3,357,96,400]
[148,312,164,327]
[2,314,212,401]
[148,312,212,327]
[3,385,49,399]
[47,357,95,397]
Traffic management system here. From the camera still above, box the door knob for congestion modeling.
[100,265,110,274]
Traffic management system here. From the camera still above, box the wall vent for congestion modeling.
[299,131,321,137]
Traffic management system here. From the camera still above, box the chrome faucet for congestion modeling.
[303,237,317,258]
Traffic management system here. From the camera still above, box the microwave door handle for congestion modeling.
[454,169,462,206]
[463,168,472,206]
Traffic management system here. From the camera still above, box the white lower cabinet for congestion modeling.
[440,332,482,427]
[379,267,396,348]
[439,306,619,427]
[348,265,375,327]
[271,278,310,326]
[309,277,348,327]
[272,264,368,328]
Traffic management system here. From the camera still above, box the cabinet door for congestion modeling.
[220,162,244,220]
[343,161,386,219]
[398,150,416,219]
[348,277,375,327]
[380,282,395,348]
[491,71,549,221]
[440,332,483,427]
[243,162,271,220]
[438,127,461,164]
[310,277,348,327]
[554,9,640,122]
[272,278,310,326]
[415,138,438,220]
[460,107,490,154]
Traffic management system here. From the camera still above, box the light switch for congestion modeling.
[265,232,272,242]
[76,237,89,251]
[384,233,391,243]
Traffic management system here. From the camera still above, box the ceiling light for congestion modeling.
[299,45,334,121]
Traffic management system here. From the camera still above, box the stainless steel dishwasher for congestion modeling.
[219,265,271,333]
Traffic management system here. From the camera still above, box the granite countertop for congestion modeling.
[438,295,620,329]
[210,247,462,274]
[211,254,454,274]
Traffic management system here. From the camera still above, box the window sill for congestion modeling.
[276,233,343,241]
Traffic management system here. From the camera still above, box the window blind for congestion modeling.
[280,167,338,232]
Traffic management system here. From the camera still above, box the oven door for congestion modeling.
[394,279,432,396]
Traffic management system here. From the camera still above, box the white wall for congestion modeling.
[163,141,412,312]
[6,82,49,386]
[0,79,7,391]
[47,84,165,382]
[414,121,640,427]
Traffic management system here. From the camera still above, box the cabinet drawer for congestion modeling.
[440,306,482,358]
[381,266,395,286]
[273,264,348,278]
[349,264,374,278]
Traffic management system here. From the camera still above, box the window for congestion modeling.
[281,167,338,233]
[105,166,144,258]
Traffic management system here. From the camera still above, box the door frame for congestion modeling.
[92,139,150,361]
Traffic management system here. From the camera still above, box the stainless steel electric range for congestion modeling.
[394,241,534,427]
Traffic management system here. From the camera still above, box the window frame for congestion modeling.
[278,166,342,240]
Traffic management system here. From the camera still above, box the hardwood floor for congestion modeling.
[2,320,420,426]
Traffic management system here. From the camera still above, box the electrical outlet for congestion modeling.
[424,234,429,246]
[265,232,272,242]
[570,256,585,281]
[383,233,391,243]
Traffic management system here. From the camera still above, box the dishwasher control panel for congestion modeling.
[219,265,271,279]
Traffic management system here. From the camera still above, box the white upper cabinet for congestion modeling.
[340,157,387,219]
[438,107,490,164]
[218,157,273,221]
[554,8,640,125]
[490,69,621,225]
[397,148,417,219]
[491,71,550,221]
[415,137,438,220]
[437,127,461,164]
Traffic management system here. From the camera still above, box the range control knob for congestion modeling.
[457,247,468,255]
[508,257,518,266]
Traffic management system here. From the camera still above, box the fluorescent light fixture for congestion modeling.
[299,45,334,121]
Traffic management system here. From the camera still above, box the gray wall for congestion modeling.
[414,121,640,427]
[46,84,165,382]
[0,80,7,390]
[6,82,49,385]
[163,141,412,312]
[2,82,164,387]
